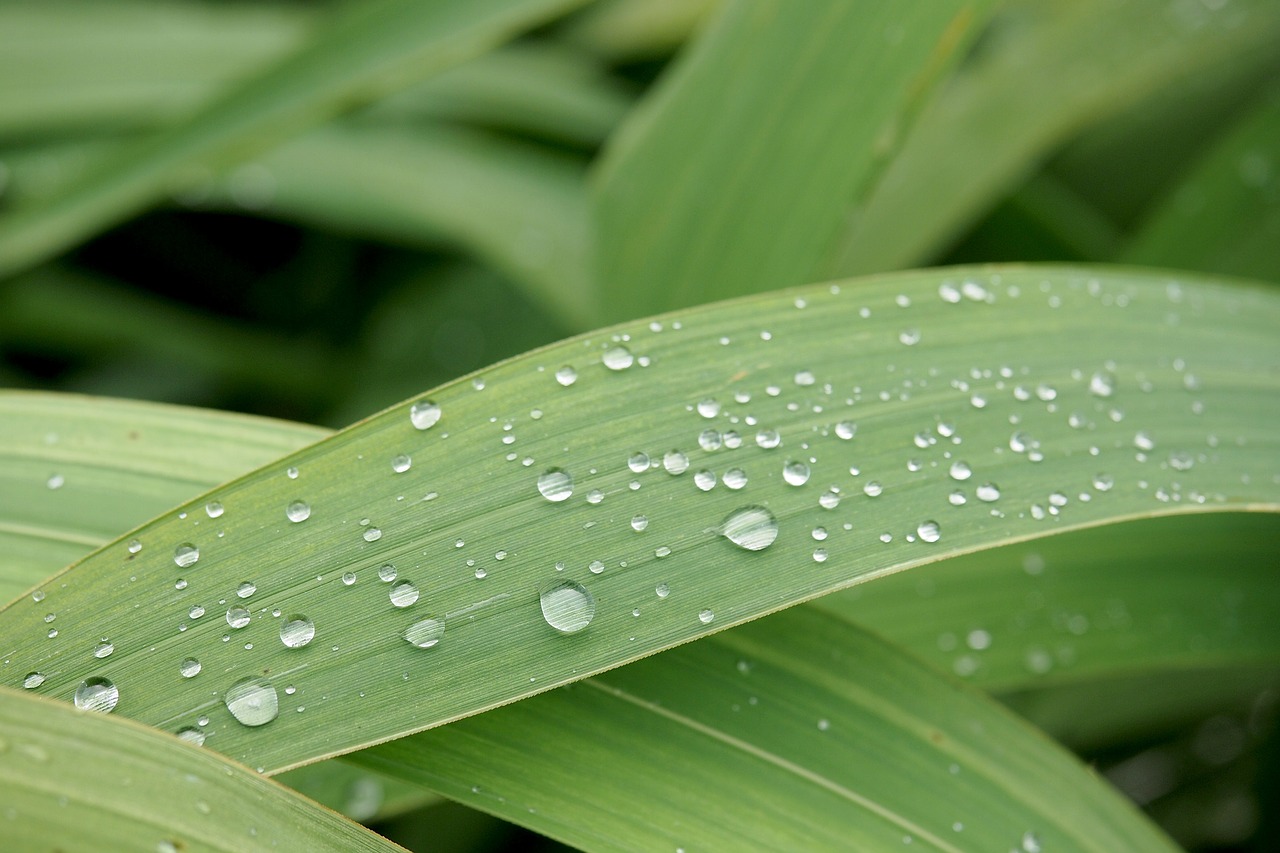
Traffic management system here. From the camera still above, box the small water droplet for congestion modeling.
[812,548,828,562]
[286,466,299,479]
[834,421,857,440]
[586,489,604,504]
[1089,371,1116,398]
[723,468,747,489]
[226,608,250,629]
[588,559,605,574]
[286,500,311,523]
[555,365,578,386]
[93,639,114,659]
[188,604,205,619]
[391,454,412,473]
[697,398,721,418]
[720,506,779,551]
[236,581,256,599]
[698,609,715,624]
[537,468,574,502]
[342,572,357,586]
[176,727,205,747]
[363,527,382,542]
[631,515,649,532]
[627,452,650,473]
[654,546,671,558]
[403,617,445,648]
[540,581,596,633]
[390,581,420,607]
[756,429,781,449]
[378,564,397,582]
[976,483,1001,502]
[663,451,689,475]
[783,460,810,486]
[794,370,815,386]
[224,677,278,726]
[22,672,45,689]
[173,543,199,568]
[917,521,941,543]
[180,658,202,678]
[694,469,717,491]
[204,501,224,519]
[1134,431,1156,452]
[863,481,883,497]
[602,346,634,371]
[47,473,65,490]
[698,429,722,451]
[655,583,671,598]
[280,615,316,648]
[74,677,119,713]
[819,491,840,509]
[409,400,442,430]
[898,328,921,346]
[949,461,972,481]
[127,539,142,554]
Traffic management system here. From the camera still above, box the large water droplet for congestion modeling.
[390,581,420,608]
[205,501,224,519]
[391,454,412,474]
[723,468,747,489]
[280,615,316,648]
[1134,431,1156,452]
[409,400,442,430]
[949,461,972,481]
[286,500,311,523]
[834,421,857,440]
[537,468,574,502]
[976,483,1001,502]
[694,469,717,491]
[226,608,251,629]
[403,617,445,648]
[755,429,781,449]
[173,544,199,568]
[631,515,649,532]
[236,581,256,599]
[783,460,810,486]
[377,564,397,582]
[917,520,941,543]
[720,506,779,551]
[602,346,634,371]
[224,677,278,727]
[555,365,578,386]
[22,672,45,689]
[663,451,689,475]
[627,452,650,473]
[540,581,596,634]
[363,527,382,542]
[863,481,883,497]
[74,677,119,713]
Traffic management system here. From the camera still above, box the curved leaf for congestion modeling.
[0,266,1275,775]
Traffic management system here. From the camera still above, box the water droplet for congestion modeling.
[390,581,420,607]
[586,489,604,505]
[783,460,810,486]
[1089,371,1116,398]
[627,452,650,473]
[694,469,717,491]
[226,608,250,629]
[720,506,779,551]
[948,490,966,506]
[794,370,815,386]
[555,366,578,386]
[46,472,65,490]
[723,468,747,489]
[342,572,357,586]
[188,605,205,619]
[602,346,634,371]
[976,483,1001,502]
[655,583,671,599]
[813,548,828,562]
[286,466,299,479]
[540,581,596,633]
[917,521,941,543]
[697,398,721,418]
[1021,830,1042,853]
[949,461,972,481]
[863,481,883,497]
[631,515,649,532]
[173,544,199,568]
[1134,431,1156,452]
[391,454,412,473]
[224,677,278,726]
[204,501,224,519]
[286,500,311,523]
[588,559,605,574]
[403,617,445,648]
[176,727,205,747]
[537,468,574,502]
[363,527,382,542]
[22,672,45,689]
[655,546,671,558]
[819,491,840,510]
[698,609,715,624]
[756,429,781,449]
[698,429,722,451]
[280,615,316,648]
[409,400,442,430]
[663,451,689,475]
[93,639,114,659]
[74,677,119,713]
[378,564,397,582]
[898,328,921,346]
[180,658,201,678]
[834,421,857,440]
[127,539,142,554]
[236,581,256,599]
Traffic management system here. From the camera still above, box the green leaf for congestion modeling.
[1123,86,1280,281]
[592,0,998,319]
[355,608,1176,852]
[828,0,1280,276]
[0,0,588,277]
[0,266,1275,776]
[0,687,403,852]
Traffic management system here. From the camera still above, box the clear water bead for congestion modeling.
[391,454,412,473]
[694,469,717,491]
[93,639,114,659]
[537,468,574,502]
[976,483,1001,502]
[280,615,316,648]
[224,677,279,726]
[540,581,596,633]
[698,609,715,624]
[22,672,45,689]
[226,608,251,629]
[602,346,634,370]
[173,544,199,568]
[362,527,382,542]
[286,500,311,523]
[1089,371,1116,398]
[834,421,857,440]
[949,461,972,481]
[403,617,445,648]
[627,452,650,473]
[378,564,397,582]
[782,460,811,486]
[205,501,224,519]
[720,506,779,551]
[631,515,649,532]
[236,581,256,599]
[756,429,781,449]
[723,468,747,489]
[180,658,201,678]
[74,677,119,713]
[655,583,671,599]
[663,450,689,475]
[555,366,578,386]
[409,400,442,430]
[390,581,420,607]
[917,521,941,543]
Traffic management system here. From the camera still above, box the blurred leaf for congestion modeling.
[829,0,1280,276]
[561,0,716,61]
[593,0,997,319]
[0,687,404,852]
[0,266,1275,776]
[1123,86,1280,282]
[0,0,589,276]
[277,759,440,823]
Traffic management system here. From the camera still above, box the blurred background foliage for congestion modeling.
[1,0,1278,849]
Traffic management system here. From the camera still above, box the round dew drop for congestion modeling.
[226,608,251,629]
[627,452,650,473]
[378,564,397,582]
[976,483,1001,502]
[663,451,690,475]
[537,467,574,502]
[391,454,412,474]
[236,581,256,599]
[22,672,45,689]
[74,677,119,713]
[601,346,634,371]
[948,461,972,481]
[224,677,279,727]
[390,581,420,608]
[286,500,311,523]
[173,543,199,568]
[540,581,596,634]
[720,506,779,551]
[180,658,202,678]
[555,365,578,387]
[280,615,316,648]
[783,460,810,486]
[409,400,442,430]
[93,639,114,659]
[698,609,715,624]
[403,617,445,648]
[917,520,941,543]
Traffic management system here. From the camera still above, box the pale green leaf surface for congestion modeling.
[593,0,997,319]
[829,0,1280,276]
[355,608,1175,852]
[0,687,403,853]
[1123,87,1280,282]
[0,267,1275,775]
[0,0,588,277]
